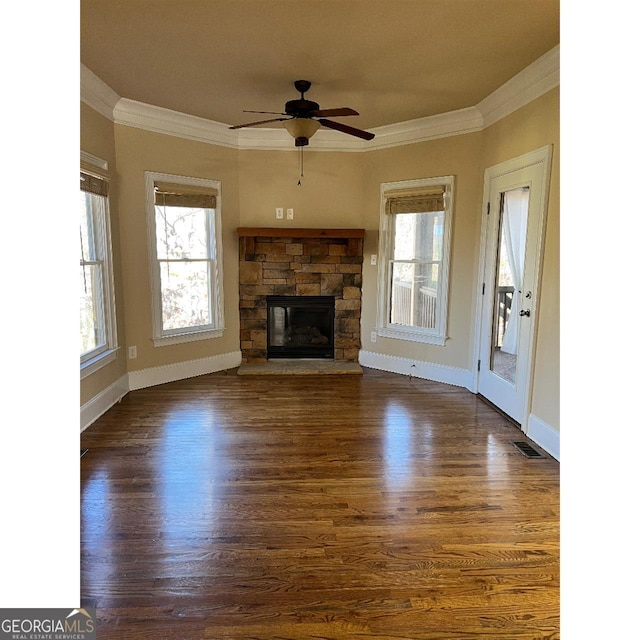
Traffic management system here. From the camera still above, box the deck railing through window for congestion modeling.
[391,281,437,329]
[495,286,514,347]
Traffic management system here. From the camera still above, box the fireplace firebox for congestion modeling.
[267,296,335,359]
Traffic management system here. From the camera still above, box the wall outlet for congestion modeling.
[370,331,377,343]
[370,254,377,265]
[276,207,284,219]
[286,208,294,220]
[128,346,137,359]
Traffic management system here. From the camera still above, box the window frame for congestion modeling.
[376,175,454,346]
[145,171,225,346]
[80,152,118,378]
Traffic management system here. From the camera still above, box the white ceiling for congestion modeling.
[80,0,559,133]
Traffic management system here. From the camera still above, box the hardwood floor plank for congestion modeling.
[81,367,559,638]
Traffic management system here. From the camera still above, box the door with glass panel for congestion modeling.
[477,148,551,425]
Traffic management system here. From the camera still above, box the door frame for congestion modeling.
[471,145,553,432]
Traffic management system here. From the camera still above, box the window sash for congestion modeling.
[80,192,111,363]
[157,257,216,335]
[154,204,214,261]
[80,263,108,362]
[391,210,443,262]
[388,260,441,330]
[154,205,217,335]
[388,209,443,334]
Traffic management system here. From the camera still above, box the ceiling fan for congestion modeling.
[229,79,375,147]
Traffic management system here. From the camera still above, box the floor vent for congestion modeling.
[81,449,88,458]
[512,441,544,458]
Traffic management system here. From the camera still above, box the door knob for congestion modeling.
[519,309,531,317]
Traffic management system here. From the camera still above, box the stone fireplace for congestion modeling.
[238,228,364,363]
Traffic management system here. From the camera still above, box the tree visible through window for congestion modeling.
[155,204,213,331]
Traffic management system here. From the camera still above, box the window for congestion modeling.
[80,157,118,377]
[145,172,224,346]
[376,176,454,345]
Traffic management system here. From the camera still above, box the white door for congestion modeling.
[477,147,552,426]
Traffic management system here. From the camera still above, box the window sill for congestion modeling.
[153,328,224,347]
[377,327,447,346]
[80,348,119,379]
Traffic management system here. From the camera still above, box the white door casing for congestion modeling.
[473,146,552,428]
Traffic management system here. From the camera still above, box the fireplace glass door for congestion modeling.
[267,296,335,359]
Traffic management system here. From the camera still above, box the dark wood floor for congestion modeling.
[81,367,559,639]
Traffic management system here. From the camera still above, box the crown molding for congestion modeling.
[80,64,120,122]
[80,44,559,151]
[476,44,559,128]
[80,150,108,171]
[109,96,484,152]
[113,98,238,148]
[369,107,484,150]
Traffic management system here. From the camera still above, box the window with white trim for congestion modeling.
[376,176,454,345]
[145,172,224,346]
[80,161,118,377]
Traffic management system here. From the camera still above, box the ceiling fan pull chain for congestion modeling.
[298,146,304,186]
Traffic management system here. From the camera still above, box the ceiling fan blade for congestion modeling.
[318,118,375,140]
[243,110,287,115]
[229,117,289,130]
[310,107,359,117]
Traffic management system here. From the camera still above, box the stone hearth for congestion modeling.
[238,228,364,363]
[237,360,363,376]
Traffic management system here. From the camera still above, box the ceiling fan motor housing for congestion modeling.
[285,99,320,116]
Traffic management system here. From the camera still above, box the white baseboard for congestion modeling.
[81,351,242,432]
[359,350,473,389]
[80,374,129,432]
[358,350,559,461]
[526,413,560,461]
[128,350,243,391]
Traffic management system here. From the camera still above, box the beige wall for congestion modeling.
[359,133,485,370]
[81,87,559,432]
[112,125,241,370]
[238,149,365,228]
[80,103,128,406]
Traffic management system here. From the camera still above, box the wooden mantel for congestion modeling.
[237,227,365,239]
